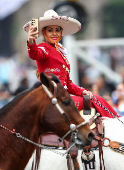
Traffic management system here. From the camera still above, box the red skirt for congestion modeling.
[71,94,120,118]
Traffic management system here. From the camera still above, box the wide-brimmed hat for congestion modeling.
[23,9,81,37]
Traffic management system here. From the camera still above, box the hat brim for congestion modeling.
[23,16,81,37]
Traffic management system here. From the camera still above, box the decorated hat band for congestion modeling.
[23,9,81,37]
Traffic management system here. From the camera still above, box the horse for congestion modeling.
[0,72,94,170]
[26,116,124,170]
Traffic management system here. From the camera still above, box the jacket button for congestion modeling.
[62,65,65,68]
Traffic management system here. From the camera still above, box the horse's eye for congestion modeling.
[62,99,70,106]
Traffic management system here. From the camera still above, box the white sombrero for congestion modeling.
[23,9,81,37]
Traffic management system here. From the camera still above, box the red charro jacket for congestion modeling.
[27,41,120,118]
[27,41,85,96]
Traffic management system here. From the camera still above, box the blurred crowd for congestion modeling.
[0,55,37,108]
[78,62,124,117]
[76,45,124,117]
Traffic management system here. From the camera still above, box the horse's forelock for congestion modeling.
[48,74,60,84]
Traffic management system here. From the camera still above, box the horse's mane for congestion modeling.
[30,82,42,90]
[0,81,42,116]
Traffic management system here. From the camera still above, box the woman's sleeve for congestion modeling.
[27,40,48,60]
[67,74,86,96]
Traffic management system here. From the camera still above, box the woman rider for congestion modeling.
[23,9,120,118]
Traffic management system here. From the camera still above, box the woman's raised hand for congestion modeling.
[28,25,39,45]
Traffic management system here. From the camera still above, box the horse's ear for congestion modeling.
[40,72,52,88]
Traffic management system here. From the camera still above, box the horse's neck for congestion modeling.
[0,89,44,169]
[3,90,42,137]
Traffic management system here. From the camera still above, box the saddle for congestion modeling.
[82,96,104,149]
[40,132,69,148]
[40,95,104,170]
[66,95,104,170]
[81,95,104,170]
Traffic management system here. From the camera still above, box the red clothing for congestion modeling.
[27,41,85,96]
[71,95,120,118]
[27,41,120,118]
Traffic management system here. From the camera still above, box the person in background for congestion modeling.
[13,77,29,96]
[119,66,124,83]
[23,9,120,118]
[111,83,124,116]
[92,74,115,96]
[0,83,11,108]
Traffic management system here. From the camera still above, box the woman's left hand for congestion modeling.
[82,90,93,99]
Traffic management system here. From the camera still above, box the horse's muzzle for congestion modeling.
[75,132,95,147]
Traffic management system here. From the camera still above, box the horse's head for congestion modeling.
[39,72,94,147]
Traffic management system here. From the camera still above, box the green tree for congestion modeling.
[103,0,124,38]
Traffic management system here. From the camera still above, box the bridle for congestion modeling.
[42,81,71,125]
[42,81,90,143]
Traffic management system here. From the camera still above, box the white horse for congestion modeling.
[25,116,124,170]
